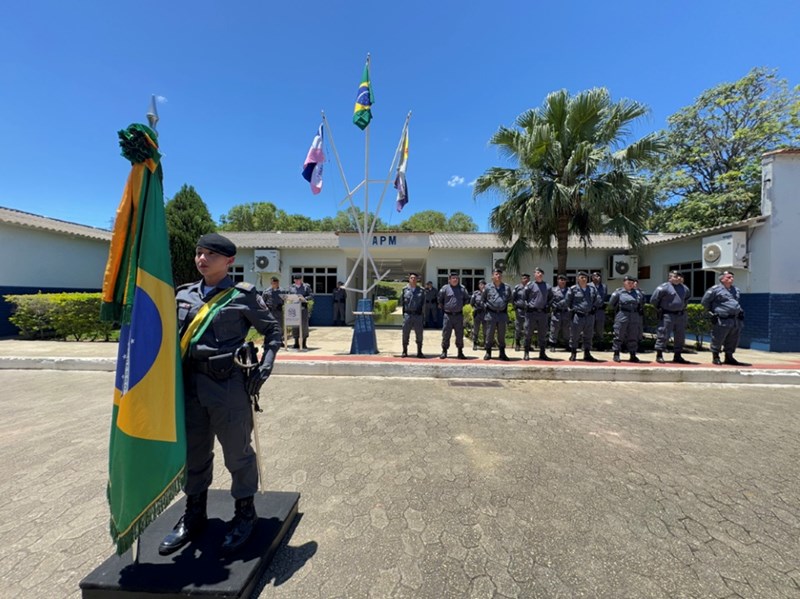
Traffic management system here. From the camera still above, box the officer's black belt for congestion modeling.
[617,307,638,313]
[487,308,506,314]
[334,300,344,304]
[406,311,422,315]
[526,308,546,313]
[718,315,737,320]
[663,310,685,315]
[444,310,463,315]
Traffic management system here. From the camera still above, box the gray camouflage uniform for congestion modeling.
[438,283,470,351]
[548,284,570,347]
[470,288,486,347]
[523,281,553,350]
[511,283,528,347]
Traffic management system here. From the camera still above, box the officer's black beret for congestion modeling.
[522,273,530,278]
[426,281,433,285]
[292,273,303,279]
[577,271,589,278]
[337,280,344,285]
[270,276,279,282]
[478,279,486,284]
[591,271,601,277]
[196,233,236,257]
[534,267,544,274]
[493,268,504,274]
[449,271,460,277]
[557,274,567,280]
[623,275,638,282]
[409,272,419,278]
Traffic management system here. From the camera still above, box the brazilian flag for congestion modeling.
[101,124,186,554]
[353,61,373,130]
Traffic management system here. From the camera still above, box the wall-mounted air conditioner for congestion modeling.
[254,249,280,273]
[608,254,638,279]
[491,251,507,272]
[702,231,747,270]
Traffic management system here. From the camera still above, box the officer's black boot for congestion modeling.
[498,348,510,361]
[629,352,641,363]
[159,491,208,556]
[221,496,258,555]
[457,348,466,360]
[483,349,492,360]
[673,352,689,364]
[724,353,746,366]
[583,350,600,362]
[613,352,621,363]
[416,344,424,359]
[569,350,577,362]
[538,349,552,361]
[473,342,478,351]
[439,348,447,359]
[712,352,722,365]
[523,347,530,361]
[656,350,665,364]
[292,339,300,350]
[401,346,408,358]
[514,338,521,352]
[302,340,308,350]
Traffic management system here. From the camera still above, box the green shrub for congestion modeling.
[375,299,398,319]
[687,303,712,349]
[5,292,116,341]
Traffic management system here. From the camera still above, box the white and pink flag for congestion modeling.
[301,124,324,195]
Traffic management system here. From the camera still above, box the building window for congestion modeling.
[437,268,486,293]
[667,261,716,299]
[291,266,338,294]
[228,264,245,283]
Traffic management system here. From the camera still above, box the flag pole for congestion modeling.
[361,54,371,299]
[321,111,366,239]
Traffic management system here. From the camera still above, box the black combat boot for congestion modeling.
[302,340,308,350]
[483,349,492,360]
[498,348,510,361]
[629,353,641,363]
[569,350,577,361]
[583,350,600,362]
[673,352,690,364]
[159,491,208,556]
[523,348,530,361]
[292,340,300,350]
[656,350,665,364]
[712,353,722,365]
[457,348,466,360]
[514,338,521,352]
[613,352,621,363]
[473,343,478,351]
[221,496,258,555]
[724,353,746,366]
[538,349,552,361]
[416,344,424,359]
[401,346,408,358]
[439,348,448,359]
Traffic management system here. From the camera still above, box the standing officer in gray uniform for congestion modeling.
[401,272,426,358]
[548,274,570,350]
[470,279,487,351]
[609,275,644,362]
[701,271,747,366]
[288,273,313,349]
[332,281,347,326]
[590,271,608,349]
[522,267,554,361]
[565,271,603,362]
[482,268,512,361]
[161,233,282,556]
[650,270,691,364]
[423,281,439,328]
[512,273,530,351]
[263,276,285,336]
[438,272,469,359]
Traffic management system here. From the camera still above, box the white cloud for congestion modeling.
[156,95,168,104]
[468,179,477,187]
[447,175,465,187]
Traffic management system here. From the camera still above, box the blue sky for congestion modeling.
[2,1,799,232]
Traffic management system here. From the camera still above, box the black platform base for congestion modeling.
[80,490,300,599]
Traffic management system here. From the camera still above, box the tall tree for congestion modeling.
[474,88,663,275]
[165,184,216,286]
[219,202,279,231]
[446,212,479,232]
[649,67,800,232]
[399,210,448,231]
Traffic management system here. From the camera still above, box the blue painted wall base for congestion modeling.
[350,298,379,355]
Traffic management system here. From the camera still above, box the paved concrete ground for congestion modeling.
[2,370,799,598]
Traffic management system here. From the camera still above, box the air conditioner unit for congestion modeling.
[491,251,507,272]
[702,231,747,270]
[253,249,280,273]
[608,254,638,279]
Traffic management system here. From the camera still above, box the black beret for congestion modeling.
[522,273,530,278]
[493,268,504,274]
[409,272,419,278]
[534,267,544,274]
[292,273,303,279]
[426,281,433,285]
[591,271,601,277]
[270,276,279,282]
[557,274,567,280]
[478,279,486,284]
[196,233,236,257]
[337,280,344,285]
[577,271,589,278]
[623,275,638,282]
[449,271,460,277]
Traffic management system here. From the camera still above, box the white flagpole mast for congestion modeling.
[362,53,371,299]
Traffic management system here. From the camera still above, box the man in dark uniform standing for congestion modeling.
[609,275,644,362]
[650,270,691,364]
[263,276,285,337]
[401,272,425,358]
[701,271,747,366]
[470,279,487,351]
[523,267,554,361]
[482,268,512,361]
[423,281,438,328]
[160,233,282,556]
[590,271,608,349]
[511,274,530,351]
[438,272,470,359]
[288,273,313,349]
[565,271,603,362]
[548,274,570,350]
[332,281,347,326]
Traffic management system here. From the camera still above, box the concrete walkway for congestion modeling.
[1,326,799,385]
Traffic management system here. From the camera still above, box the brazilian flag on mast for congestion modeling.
[353,58,374,130]
[101,124,186,554]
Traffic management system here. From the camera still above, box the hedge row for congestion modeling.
[4,293,116,341]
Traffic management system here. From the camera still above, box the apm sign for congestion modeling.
[372,235,397,246]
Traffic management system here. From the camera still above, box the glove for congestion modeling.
[245,348,276,397]
[737,311,745,321]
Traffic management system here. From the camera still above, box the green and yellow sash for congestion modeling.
[180,288,241,359]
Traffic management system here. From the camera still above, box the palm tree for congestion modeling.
[474,88,663,275]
